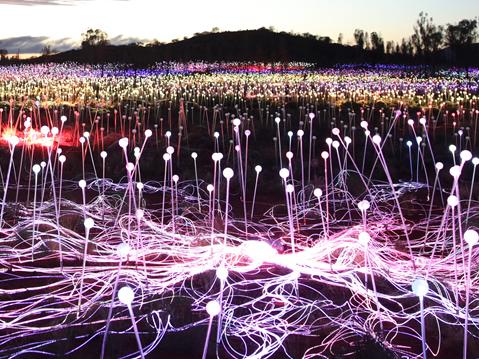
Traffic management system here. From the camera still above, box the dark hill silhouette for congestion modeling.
[16,28,479,66]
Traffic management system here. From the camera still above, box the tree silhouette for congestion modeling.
[412,12,443,55]
[445,19,478,47]
[370,32,384,53]
[81,29,109,48]
[354,29,366,49]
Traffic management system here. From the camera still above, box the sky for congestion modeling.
[0,0,478,54]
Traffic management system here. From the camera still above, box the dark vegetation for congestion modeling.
[0,13,477,66]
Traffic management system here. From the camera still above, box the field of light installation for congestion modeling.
[0,62,478,358]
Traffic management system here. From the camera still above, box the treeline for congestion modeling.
[0,13,477,66]
[350,13,478,65]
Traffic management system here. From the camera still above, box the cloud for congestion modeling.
[0,35,153,54]
[0,36,78,53]
[0,0,128,5]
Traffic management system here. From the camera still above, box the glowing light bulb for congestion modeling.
[447,195,459,207]
[191,152,198,159]
[84,218,94,230]
[59,155,66,163]
[321,151,329,159]
[163,153,171,161]
[144,129,152,138]
[32,164,41,174]
[460,150,472,162]
[223,167,234,179]
[117,243,131,259]
[435,162,443,170]
[206,300,221,316]
[100,151,107,159]
[464,229,479,246]
[358,231,371,245]
[216,266,228,280]
[449,166,461,178]
[79,180,86,189]
[279,168,289,179]
[313,188,322,198]
[412,278,429,298]
[255,165,262,173]
[119,137,128,148]
[118,286,134,305]
[358,200,370,212]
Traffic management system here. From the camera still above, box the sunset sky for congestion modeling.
[0,0,478,54]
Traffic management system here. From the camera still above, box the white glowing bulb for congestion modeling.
[79,180,86,189]
[419,117,426,125]
[206,300,221,316]
[119,137,128,148]
[60,115,67,123]
[447,195,459,207]
[118,286,134,305]
[279,168,290,179]
[166,146,174,155]
[213,131,219,138]
[286,151,293,159]
[136,182,144,190]
[412,278,429,298]
[216,266,228,280]
[40,161,46,168]
[321,151,329,159]
[100,151,107,159]
[358,200,370,212]
[165,131,171,138]
[344,136,352,145]
[331,128,340,136]
[59,155,66,163]
[460,150,472,162]
[287,131,293,137]
[191,152,198,159]
[233,118,241,127]
[297,129,304,137]
[79,137,85,144]
[325,138,333,145]
[464,229,479,246]
[358,231,371,246]
[163,153,171,161]
[435,162,443,170]
[32,164,41,174]
[275,117,281,124]
[244,129,251,136]
[40,126,50,135]
[449,144,456,153]
[117,243,131,259]
[172,174,179,183]
[407,119,414,126]
[286,184,294,193]
[406,140,412,147]
[84,218,94,230]
[360,121,368,129]
[223,167,234,179]
[8,135,19,147]
[332,141,340,149]
[313,188,322,198]
[51,127,59,136]
[126,162,134,172]
[144,129,152,138]
[136,209,144,220]
[207,184,214,192]
[449,166,461,178]
[372,135,381,145]
[255,165,262,173]
[309,112,315,119]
